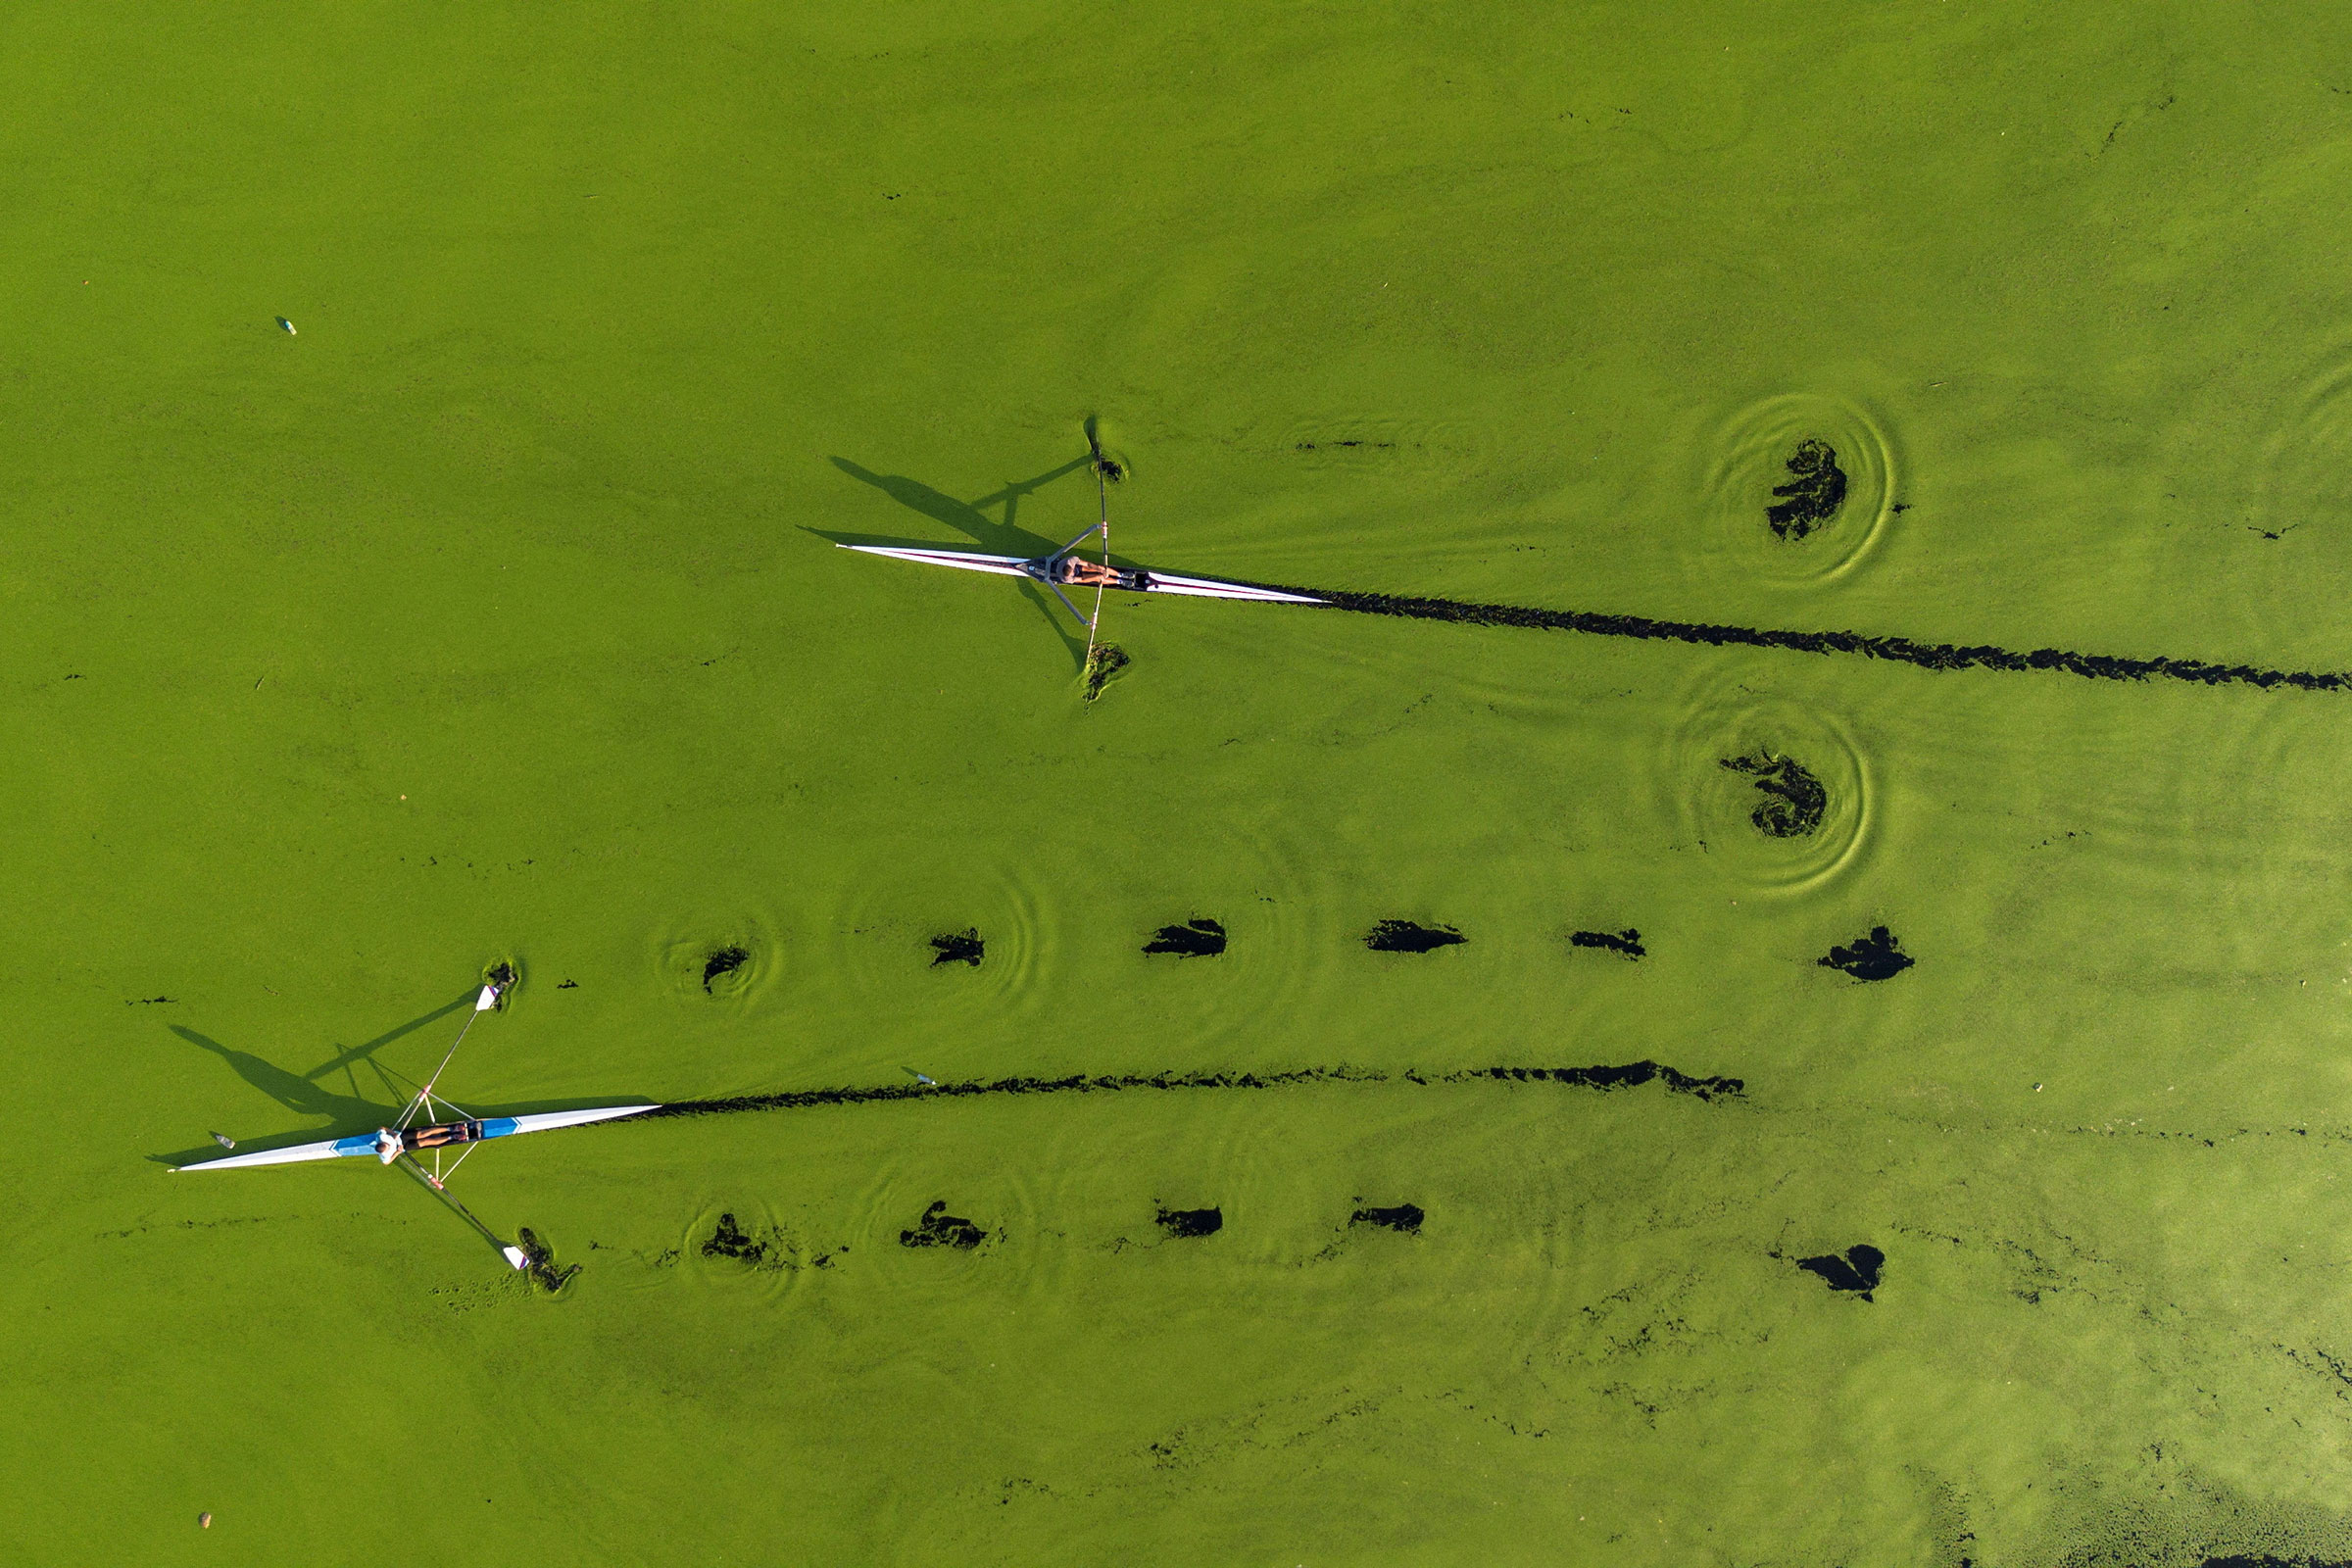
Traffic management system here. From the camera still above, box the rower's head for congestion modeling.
[374,1128,403,1165]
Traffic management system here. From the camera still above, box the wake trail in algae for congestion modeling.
[1255,583,2352,693]
[636,1058,1745,1120]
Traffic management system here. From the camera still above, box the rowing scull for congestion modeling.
[172,972,656,1272]
[838,535,1325,622]
[172,1103,657,1172]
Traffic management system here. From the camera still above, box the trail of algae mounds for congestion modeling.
[8,3,2352,1563]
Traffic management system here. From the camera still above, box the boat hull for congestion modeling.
[172,1104,659,1172]
[839,544,1323,606]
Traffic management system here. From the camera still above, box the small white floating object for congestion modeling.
[275,317,296,335]
[502,1246,531,1270]
[210,1131,235,1150]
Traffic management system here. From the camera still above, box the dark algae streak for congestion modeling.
[1351,1203,1425,1235]
[1364,918,1465,954]
[1460,1061,1740,1099]
[901,1200,986,1250]
[929,928,984,967]
[1796,1244,1886,1300]
[1819,926,1914,981]
[1251,583,2352,694]
[643,1056,1744,1120]
[1570,928,1644,958]
[1720,751,1827,837]
[1143,917,1226,956]
[1767,437,1848,539]
[1155,1205,1223,1239]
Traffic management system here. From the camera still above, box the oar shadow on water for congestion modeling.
[300,991,476,1097]
[827,452,1093,558]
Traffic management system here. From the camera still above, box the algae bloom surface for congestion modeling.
[6,6,2352,1564]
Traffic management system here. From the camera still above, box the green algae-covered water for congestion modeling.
[10,6,2352,1562]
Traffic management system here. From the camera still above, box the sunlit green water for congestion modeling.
[8,5,2352,1563]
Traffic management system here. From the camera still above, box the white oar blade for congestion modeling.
[174,1134,373,1172]
[490,1104,660,1139]
[502,1246,532,1270]
[1145,572,1325,606]
[838,544,1032,579]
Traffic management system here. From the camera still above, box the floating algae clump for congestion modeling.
[1719,750,1827,838]
[1768,437,1848,540]
[1143,917,1225,956]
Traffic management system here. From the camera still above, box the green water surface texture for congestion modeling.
[9,5,2352,1564]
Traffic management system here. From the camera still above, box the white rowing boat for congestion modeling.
[173,973,655,1271]
[172,1103,657,1172]
[839,539,1325,617]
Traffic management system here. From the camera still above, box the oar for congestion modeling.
[398,979,503,1131]
[394,1152,529,1269]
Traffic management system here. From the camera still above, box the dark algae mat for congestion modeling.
[11,5,2352,1564]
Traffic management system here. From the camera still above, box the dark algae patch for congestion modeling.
[701,945,750,993]
[1252,582,2352,694]
[702,1212,767,1265]
[901,1200,986,1250]
[1797,1244,1886,1300]
[1365,918,1464,954]
[1081,642,1129,702]
[1720,750,1827,837]
[1143,917,1226,956]
[646,1055,1744,1119]
[1352,1203,1424,1235]
[1155,1205,1222,1239]
[1767,437,1848,540]
[930,928,984,967]
[1570,928,1644,959]
[1819,925,1914,981]
[514,1228,580,1295]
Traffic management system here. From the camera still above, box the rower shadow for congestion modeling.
[823,451,1104,671]
[172,1026,388,1127]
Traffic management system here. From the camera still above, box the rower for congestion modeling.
[1052,556,1152,592]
